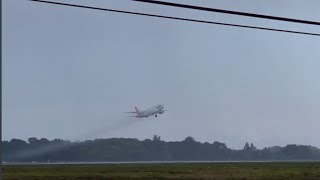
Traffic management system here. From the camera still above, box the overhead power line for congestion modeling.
[28,0,320,37]
[133,0,320,26]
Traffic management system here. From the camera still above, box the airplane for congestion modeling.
[126,104,167,118]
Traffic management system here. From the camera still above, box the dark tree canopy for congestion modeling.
[3,136,320,162]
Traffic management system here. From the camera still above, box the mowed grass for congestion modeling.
[3,162,320,180]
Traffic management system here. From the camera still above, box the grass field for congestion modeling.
[3,162,320,179]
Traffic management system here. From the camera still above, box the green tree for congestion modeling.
[244,142,250,151]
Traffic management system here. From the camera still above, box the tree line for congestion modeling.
[3,135,320,162]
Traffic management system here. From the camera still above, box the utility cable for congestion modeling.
[133,0,320,26]
[28,0,320,37]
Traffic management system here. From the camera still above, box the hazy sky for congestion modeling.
[4,0,320,149]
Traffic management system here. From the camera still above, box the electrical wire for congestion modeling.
[133,0,320,26]
[28,0,320,37]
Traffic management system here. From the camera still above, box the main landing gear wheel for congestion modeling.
[155,115,157,117]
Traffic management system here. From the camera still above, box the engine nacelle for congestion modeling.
[159,110,164,114]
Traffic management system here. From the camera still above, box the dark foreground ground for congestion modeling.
[3,162,320,180]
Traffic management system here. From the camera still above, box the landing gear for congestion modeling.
[155,115,157,117]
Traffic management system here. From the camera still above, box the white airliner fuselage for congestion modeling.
[127,104,166,118]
